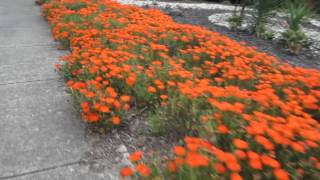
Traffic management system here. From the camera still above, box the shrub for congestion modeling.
[227,0,255,31]
[251,0,283,38]
[228,15,243,30]
[282,29,308,54]
[286,0,312,31]
[282,0,312,54]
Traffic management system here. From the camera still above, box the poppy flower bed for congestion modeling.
[40,0,320,179]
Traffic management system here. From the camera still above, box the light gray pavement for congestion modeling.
[0,0,119,179]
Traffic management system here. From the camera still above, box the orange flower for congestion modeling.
[120,95,131,102]
[247,151,262,170]
[87,113,99,122]
[111,116,120,125]
[230,173,243,180]
[173,146,186,156]
[99,106,110,113]
[81,101,89,109]
[217,125,229,134]
[147,86,156,93]
[305,140,318,148]
[105,97,115,104]
[123,103,130,110]
[174,157,184,165]
[274,169,289,180]
[249,160,263,170]
[113,100,121,110]
[233,138,249,149]
[226,161,241,172]
[128,151,143,162]
[167,81,175,87]
[261,155,280,169]
[290,142,305,153]
[81,101,90,112]
[120,167,133,177]
[135,163,151,177]
[106,87,117,98]
[255,135,274,151]
[213,163,226,174]
[126,77,135,86]
[166,161,177,172]
[200,115,209,122]
[186,152,209,168]
[93,103,101,110]
[234,150,246,160]
[160,94,168,100]
[186,143,199,152]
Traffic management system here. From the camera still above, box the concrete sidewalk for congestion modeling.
[0,0,118,179]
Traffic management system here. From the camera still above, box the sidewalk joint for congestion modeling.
[0,161,80,180]
[0,78,62,86]
[0,44,57,49]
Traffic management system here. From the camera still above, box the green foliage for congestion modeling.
[108,18,125,29]
[147,111,166,135]
[228,15,243,31]
[282,29,308,54]
[227,0,254,31]
[255,25,275,40]
[281,0,312,54]
[63,14,84,24]
[252,0,283,36]
[64,2,87,11]
[286,0,312,31]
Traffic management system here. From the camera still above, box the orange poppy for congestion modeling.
[213,163,226,174]
[111,116,120,125]
[274,169,289,180]
[173,146,186,156]
[120,167,133,177]
[167,161,177,172]
[233,138,249,149]
[147,86,156,93]
[135,163,151,177]
[217,125,229,134]
[87,113,99,122]
[128,151,143,162]
[230,173,243,180]
[186,152,209,168]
